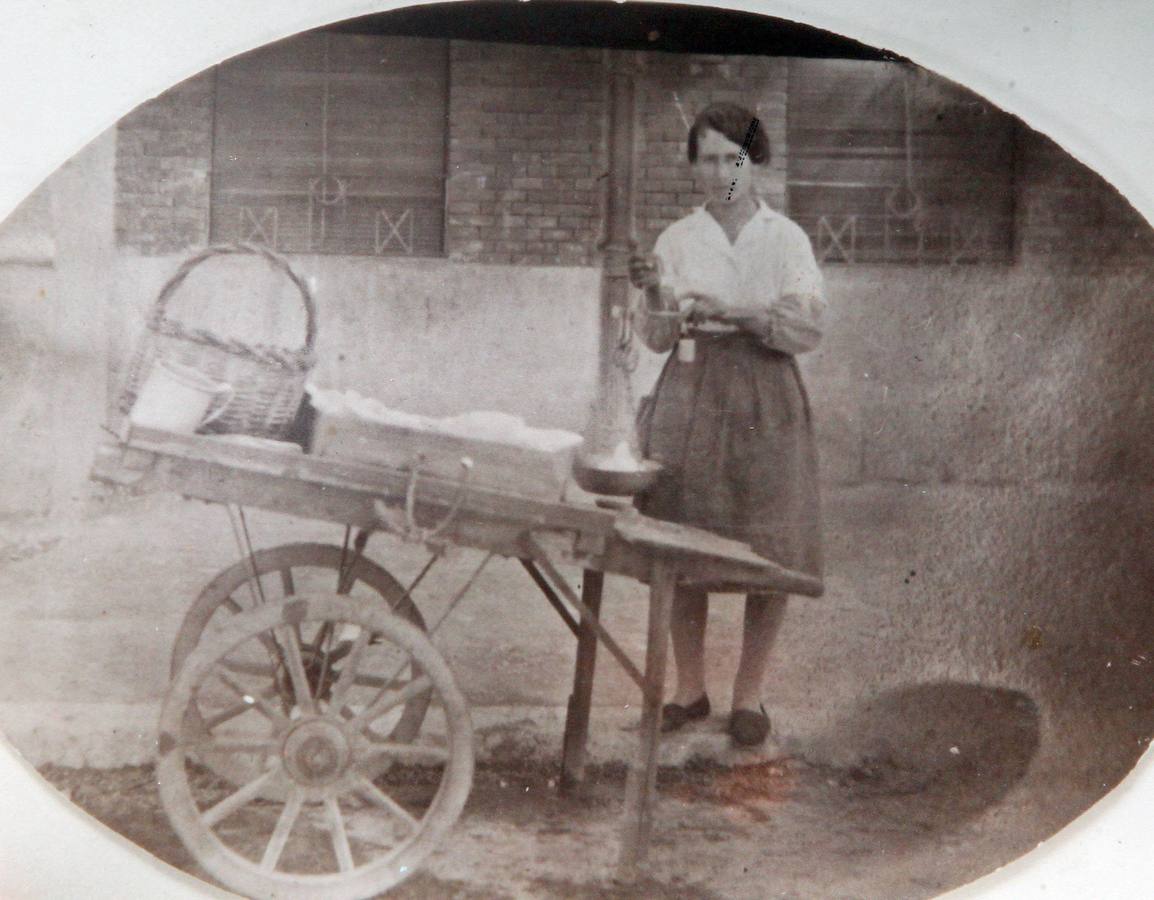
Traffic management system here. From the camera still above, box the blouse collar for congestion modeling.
[690,199,779,250]
[692,199,780,225]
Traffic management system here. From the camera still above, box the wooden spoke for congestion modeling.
[313,622,338,694]
[259,629,284,660]
[202,701,252,731]
[328,629,372,711]
[221,595,284,661]
[219,631,282,669]
[189,737,278,756]
[219,659,277,679]
[324,797,355,873]
[202,768,280,828]
[312,639,356,688]
[353,775,419,834]
[350,672,407,691]
[201,677,283,729]
[214,669,287,724]
[351,675,432,733]
[361,741,450,768]
[274,624,317,715]
[279,567,295,596]
[260,788,304,872]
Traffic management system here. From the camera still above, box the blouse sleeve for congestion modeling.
[633,229,681,354]
[760,223,826,355]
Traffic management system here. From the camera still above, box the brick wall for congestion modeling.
[445,45,790,264]
[115,72,213,254]
[112,39,1152,268]
[445,43,606,266]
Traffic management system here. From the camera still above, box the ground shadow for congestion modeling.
[811,681,1041,825]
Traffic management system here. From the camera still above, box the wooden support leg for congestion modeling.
[561,569,604,794]
[618,560,675,876]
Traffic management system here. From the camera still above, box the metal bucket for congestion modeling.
[129,358,234,432]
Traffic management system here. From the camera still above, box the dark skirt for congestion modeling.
[636,332,823,586]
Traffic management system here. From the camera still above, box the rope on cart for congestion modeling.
[374,458,474,547]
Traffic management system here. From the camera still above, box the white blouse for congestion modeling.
[638,201,826,356]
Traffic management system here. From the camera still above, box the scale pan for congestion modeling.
[572,458,663,496]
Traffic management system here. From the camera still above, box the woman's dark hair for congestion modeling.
[687,102,770,166]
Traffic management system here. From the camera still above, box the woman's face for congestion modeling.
[693,127,756,205]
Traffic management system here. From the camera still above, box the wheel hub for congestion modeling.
[282,719,351,786]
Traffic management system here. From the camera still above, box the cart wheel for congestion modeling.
[173,543,430,788]
[173,543,427,675]
[157,594,473,900]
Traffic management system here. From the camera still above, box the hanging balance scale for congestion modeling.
[572,51,663,497]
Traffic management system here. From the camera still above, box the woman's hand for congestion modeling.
[628,254,661,290]
[720,306,773,339]
[684,292,726,323]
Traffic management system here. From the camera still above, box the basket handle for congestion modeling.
[147,243,317,354]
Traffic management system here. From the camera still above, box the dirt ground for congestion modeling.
[40,740,1045,900]
[32,672,1055,899]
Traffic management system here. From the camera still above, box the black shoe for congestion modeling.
[660,695,711,733]
[728,704,770,747]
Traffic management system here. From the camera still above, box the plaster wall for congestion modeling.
[107,254,604,432]
[0,132,114,520]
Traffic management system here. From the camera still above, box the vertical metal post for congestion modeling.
[600,49,637,366]
[581,50,639,459]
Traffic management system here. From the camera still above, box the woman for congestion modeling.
[629,102,825,747]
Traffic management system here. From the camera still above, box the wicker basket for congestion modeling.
[118,243,317,440]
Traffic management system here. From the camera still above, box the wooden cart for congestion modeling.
[92,426,821,900]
